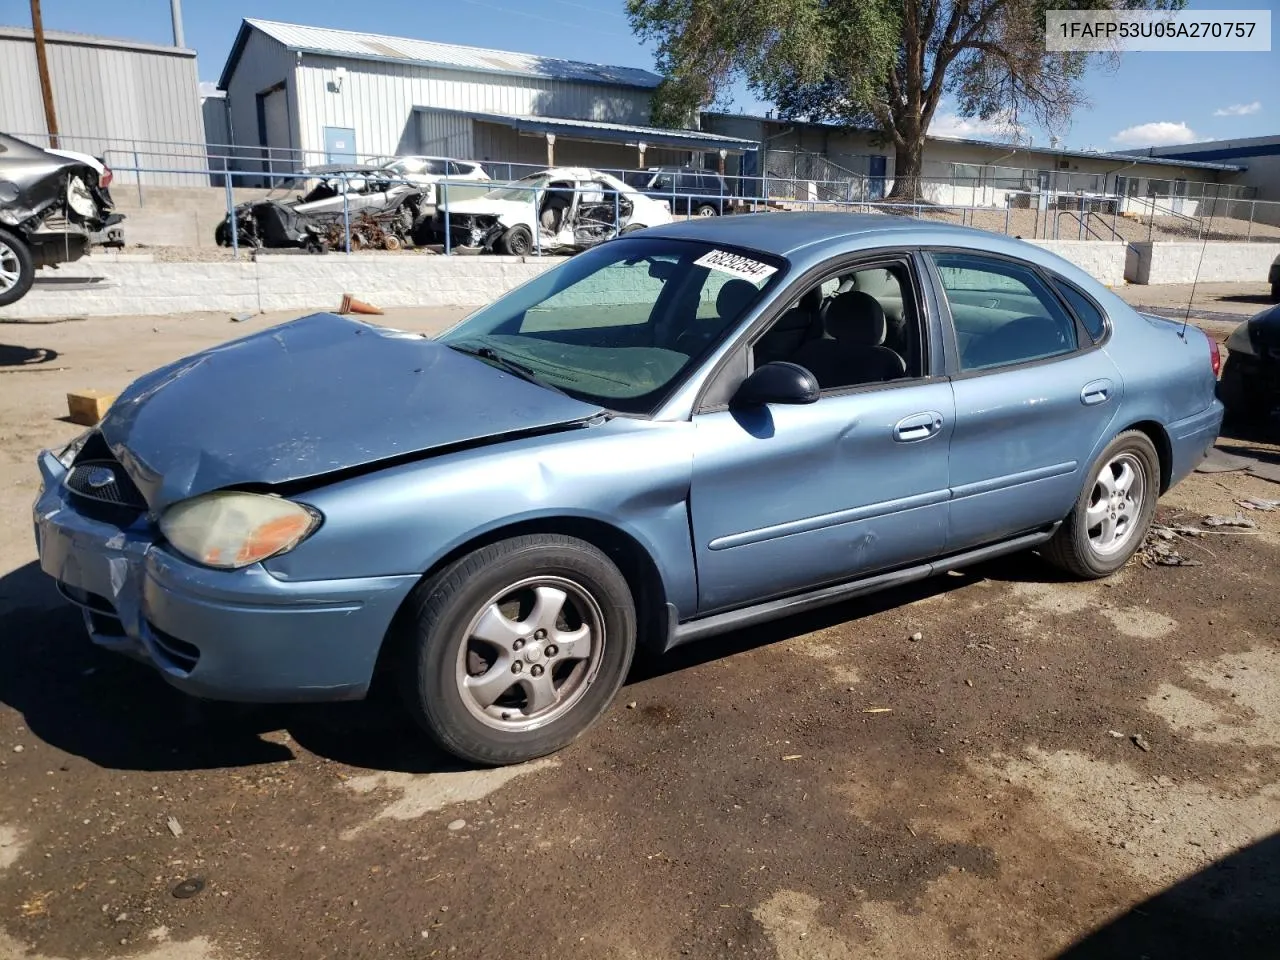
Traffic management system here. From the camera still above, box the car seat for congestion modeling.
[756,287,822,365]
[792,290,907,388]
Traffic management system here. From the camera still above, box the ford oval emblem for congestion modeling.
[84,466,115,490]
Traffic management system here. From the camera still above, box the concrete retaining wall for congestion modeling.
[0,253,567,320]
[1125,241,1280,285]
[1023,239,1129,287]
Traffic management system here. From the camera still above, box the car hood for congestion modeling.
[440,197,530,220]
[98,313,605,511]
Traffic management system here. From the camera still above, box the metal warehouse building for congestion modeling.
[216,18,754,181]
[0,26,206,185]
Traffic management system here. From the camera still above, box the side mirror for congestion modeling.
[731,361,820,407]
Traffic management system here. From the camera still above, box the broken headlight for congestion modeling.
[56,430,92,469]
[160,491,321,569]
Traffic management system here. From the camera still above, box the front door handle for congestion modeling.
[1081,378,1113,406]
[894,411,944,442]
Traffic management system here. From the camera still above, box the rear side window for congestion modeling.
[1052,279,1108,343]
[932,253,1079,371]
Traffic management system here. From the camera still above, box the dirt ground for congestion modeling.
[1,285,1279,960]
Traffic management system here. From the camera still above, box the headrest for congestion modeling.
[825,290,887,346]
[716,278,759,319]
[853,268,899,299]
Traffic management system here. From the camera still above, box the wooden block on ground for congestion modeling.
[67,389,117,426]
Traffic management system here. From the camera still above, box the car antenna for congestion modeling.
[1179,219,1212,342]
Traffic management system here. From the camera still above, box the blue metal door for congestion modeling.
[931,250,1125,551]
[868,155,887,200]
[324,127,357,165]
[947,352,1122,550]
[688,383,954,614]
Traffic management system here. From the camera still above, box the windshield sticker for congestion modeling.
[693,249,778,283]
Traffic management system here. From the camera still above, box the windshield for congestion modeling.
[438,238,785,414]
[481,174,552,203]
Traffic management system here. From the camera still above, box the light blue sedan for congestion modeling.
[33,214,1223,765]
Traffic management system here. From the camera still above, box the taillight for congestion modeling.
[1207,332,1222,378]
[100,165,113,188]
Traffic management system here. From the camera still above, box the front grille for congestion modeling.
[65,459,147,509]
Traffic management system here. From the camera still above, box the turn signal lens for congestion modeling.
[159,491,320,569]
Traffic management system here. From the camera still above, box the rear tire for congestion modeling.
[1042,430,1160,579]
[694,203,719,217]
[397,535,636,766]
[0,227,36,307]
[497,225,533,256]
[1271,281,1279,302]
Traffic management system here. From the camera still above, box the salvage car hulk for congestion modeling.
[0,132,120,306]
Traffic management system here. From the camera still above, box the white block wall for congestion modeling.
[1125,242,1280,285]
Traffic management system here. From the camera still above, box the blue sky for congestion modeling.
[5,0,1276,149]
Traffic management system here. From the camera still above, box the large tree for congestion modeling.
[627,0,1184,199]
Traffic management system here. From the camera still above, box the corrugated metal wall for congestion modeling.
[418,111,475,159]
[222,29,296,185]
[292,53,652,165]
[463,119,685,172]
[0,29,205,186]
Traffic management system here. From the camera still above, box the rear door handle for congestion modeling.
[894,411,944,442]
[1081,378,1113,406]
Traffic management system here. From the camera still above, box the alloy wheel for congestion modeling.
[455,575,605,732]
[0,239,20,294]
[1085,453,1146,556]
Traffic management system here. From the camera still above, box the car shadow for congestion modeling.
[0,549,1064,776]
[1218,294,1277,307]
[1056,831,1280,958]
[0,344,59,367]
[628,550,1066,684]
[0,559,458,775]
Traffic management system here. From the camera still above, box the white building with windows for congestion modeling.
[216,19,755,181]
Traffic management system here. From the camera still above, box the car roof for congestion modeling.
[641,211,1043,258]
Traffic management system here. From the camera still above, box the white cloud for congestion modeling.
[1109,121,1196,147]
[928,111,1024,142]
[1214,101,1261,117]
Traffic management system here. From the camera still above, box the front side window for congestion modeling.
[439,239,784,413]
[931,253,1078,371]
[752,261,922,389]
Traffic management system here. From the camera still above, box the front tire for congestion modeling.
[694,203,719,217]
[497,225,533,256]
[398,535,636,766]
[1042,430,1160,579]
[0,227,36,307]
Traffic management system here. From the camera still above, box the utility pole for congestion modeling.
[170,0,185,48]
[30,0,60,147]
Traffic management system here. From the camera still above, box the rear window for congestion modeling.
[1052,279,1108,343]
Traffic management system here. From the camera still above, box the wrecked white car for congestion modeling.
[372,155,490,208]
[0,132,121,307]
[426,168,672,255]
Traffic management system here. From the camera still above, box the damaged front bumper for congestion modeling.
[32,452,418,703]
[436,213,504,250]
